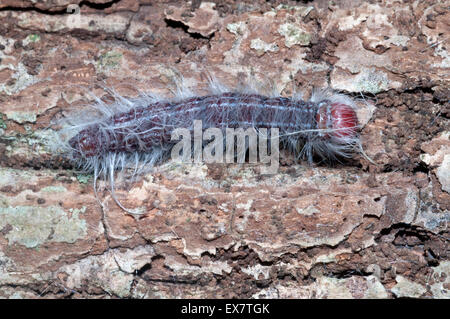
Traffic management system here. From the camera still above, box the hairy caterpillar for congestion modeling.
[55,78,366,215]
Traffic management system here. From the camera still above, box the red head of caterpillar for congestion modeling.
[316,102,358,140]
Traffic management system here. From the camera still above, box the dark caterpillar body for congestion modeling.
[69,92,358,161]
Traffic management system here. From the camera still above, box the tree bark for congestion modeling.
[0,0,448,298]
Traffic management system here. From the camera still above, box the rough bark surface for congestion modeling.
[0,0,449,298]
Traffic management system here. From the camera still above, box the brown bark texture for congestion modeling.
[0,0,449,299]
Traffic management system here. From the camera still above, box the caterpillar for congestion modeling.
[55,78,367,215]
